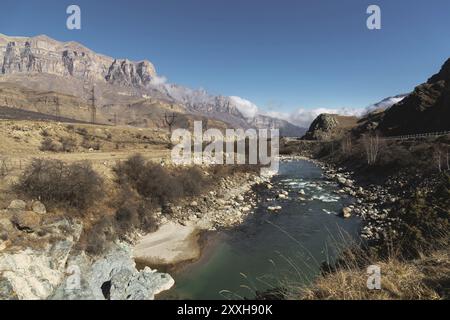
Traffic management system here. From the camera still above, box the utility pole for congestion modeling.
[89,86,97,124]
[114,113,118,126]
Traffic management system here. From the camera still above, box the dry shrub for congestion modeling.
[85,216,116,255]
[16,159,104,210]
[40,138,60,152]
[59,136,77,152]
[114,154,211,206]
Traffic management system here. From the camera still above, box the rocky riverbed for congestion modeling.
[279,155,401,242]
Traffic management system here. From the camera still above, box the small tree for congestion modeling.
[433,148,442,173]
[341,135,353,155]
[362,133,380,165]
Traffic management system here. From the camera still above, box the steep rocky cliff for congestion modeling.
[0,34,156,87]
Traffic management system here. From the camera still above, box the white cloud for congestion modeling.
[229,96,259,118]
[150,74,168,86]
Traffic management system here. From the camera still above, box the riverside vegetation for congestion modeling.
[280,134,450,300]
[0,120,266,299]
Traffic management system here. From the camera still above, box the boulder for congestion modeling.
[12,211,41,232]
[7,200,27,211]
[32,201,46,215]
[190,201,198,207]
[341,207,352,219]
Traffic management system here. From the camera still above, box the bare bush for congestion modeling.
[81,136,101,150]
[340,135,353,155]
[85,216,116,255]
[17,159,104,210]
[362,133,380,165]
[40,138,60,152]
[176,166,209,196]
[0,157,11,178]
[59,136,77,152]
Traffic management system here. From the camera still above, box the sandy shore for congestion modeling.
[133,222,201,267]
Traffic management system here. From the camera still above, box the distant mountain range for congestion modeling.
[0,33,306,136]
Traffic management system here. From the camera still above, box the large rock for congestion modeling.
[0,219,82,300]
[12,211,41,232]
[31,201,46,215]
[52,244,174,300]
[7,200,27,211]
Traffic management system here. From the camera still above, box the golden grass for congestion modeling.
[290,251,449,300]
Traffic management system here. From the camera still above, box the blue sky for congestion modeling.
[1,0,450,116]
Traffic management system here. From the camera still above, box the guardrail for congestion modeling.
[283,130,450,143]
[383,130,450,141]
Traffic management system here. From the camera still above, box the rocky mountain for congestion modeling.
[248,114,307,137]
[302,114,359,141]
[0,33,305,135]
[0,34,156,86]
[377,58,450,135]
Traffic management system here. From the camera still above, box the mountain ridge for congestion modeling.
[0,33,305,136]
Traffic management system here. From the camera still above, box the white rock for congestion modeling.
[32,201,46,215]
[8,200,27,211]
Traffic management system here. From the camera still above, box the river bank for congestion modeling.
[152,159,361,299]
[132,171,273,272]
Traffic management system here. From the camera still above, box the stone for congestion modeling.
[7,200,27,211]
[190,201,198,207]
[341,207,352,219]
[268,206,282,212]
[0,218,14,233]
[12,211,41,232]
[32,201,46,215]
[0,276,18,300]
[299,189,306,195]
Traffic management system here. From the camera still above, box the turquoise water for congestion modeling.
[163,160,360,300]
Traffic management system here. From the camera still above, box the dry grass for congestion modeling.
[290,251,449,300]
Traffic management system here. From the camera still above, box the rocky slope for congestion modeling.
[302,114,359,140]
[377,58,450,135]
